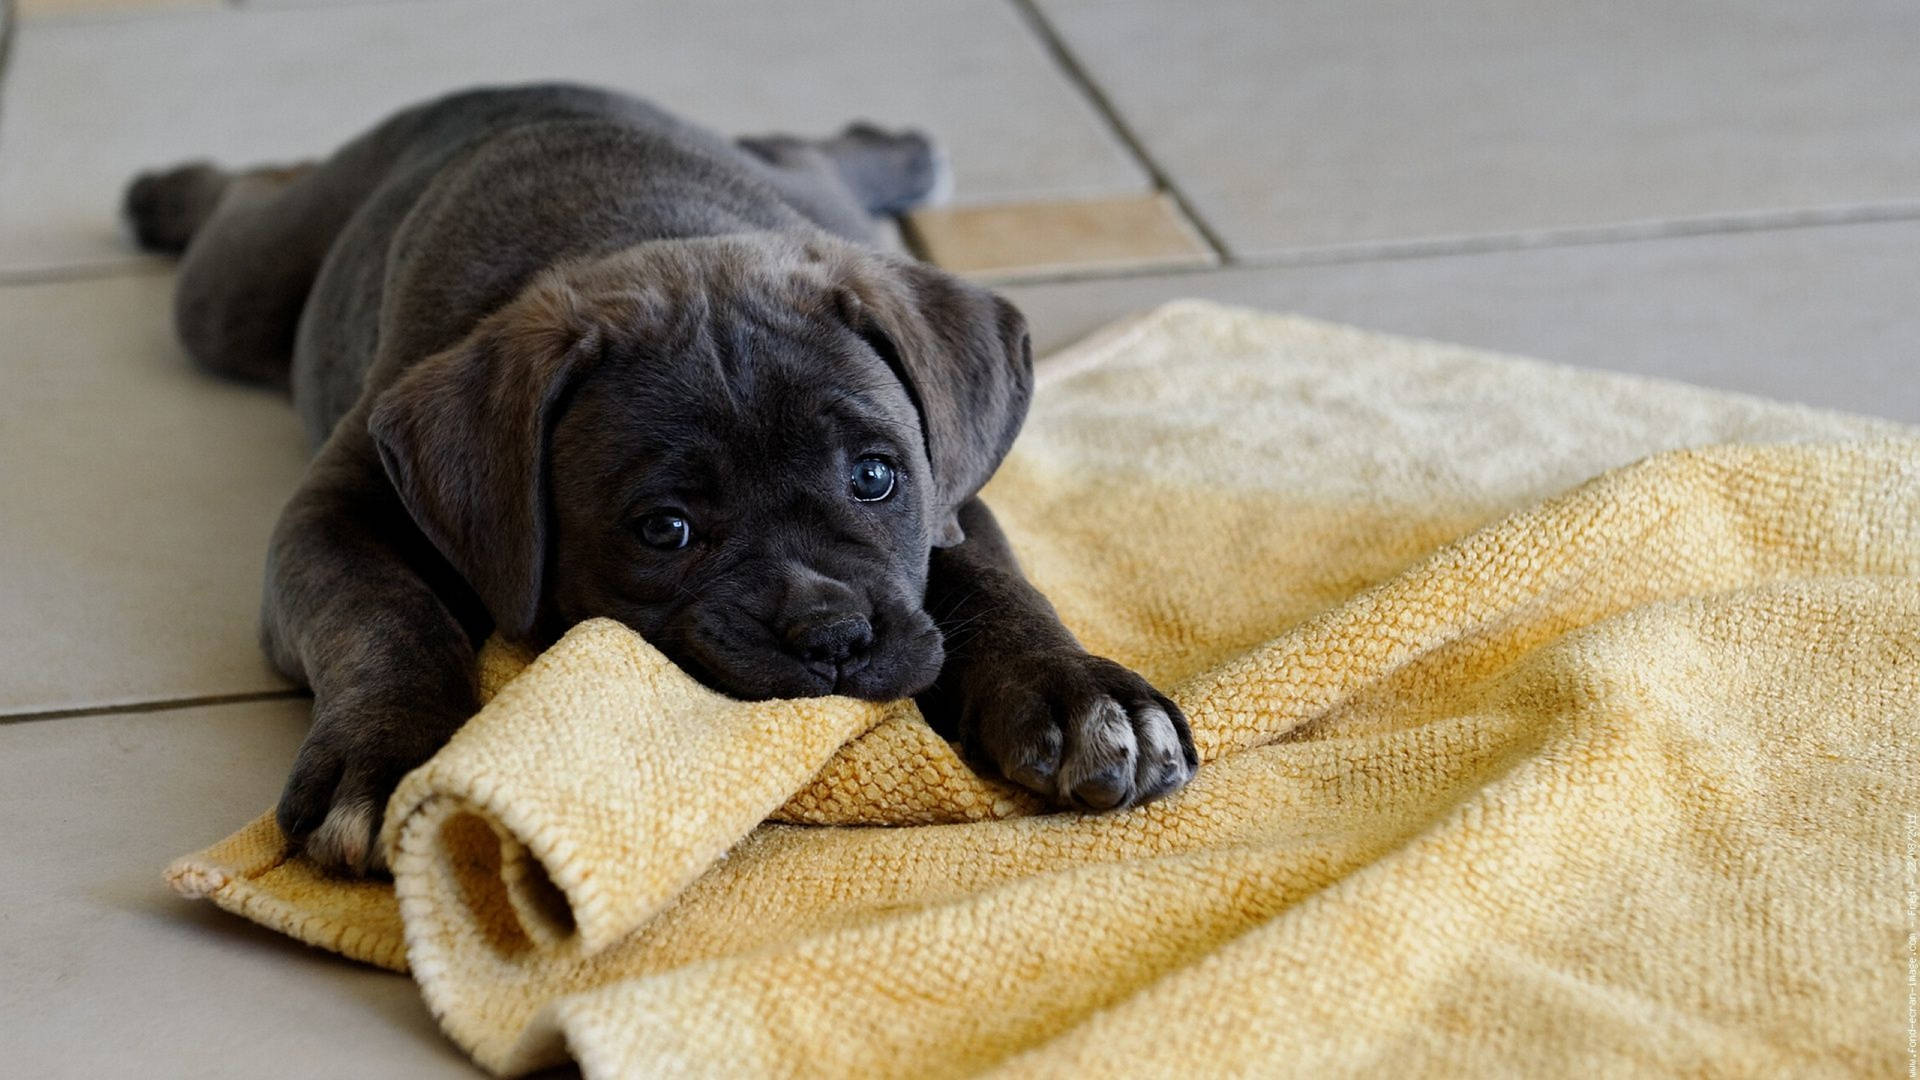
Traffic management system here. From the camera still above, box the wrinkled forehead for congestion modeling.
[553,309,925,489]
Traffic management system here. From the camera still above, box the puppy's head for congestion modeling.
[368,235,1032,701]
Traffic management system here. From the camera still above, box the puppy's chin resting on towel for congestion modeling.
[171,303,1920,1079]
[374,240,963,705]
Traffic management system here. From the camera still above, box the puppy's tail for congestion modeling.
[123,161,232,255]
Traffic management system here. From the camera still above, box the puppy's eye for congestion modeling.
[849,457,896,502]
[636,511,693,551]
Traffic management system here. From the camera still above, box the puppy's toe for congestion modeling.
[1129,701,1196,802]
[276,728,409,877]
[1058,697,1138,810]
[1002,721,1064,795]
[307,799,384,875]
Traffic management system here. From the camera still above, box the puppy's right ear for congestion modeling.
[366,277,599,642]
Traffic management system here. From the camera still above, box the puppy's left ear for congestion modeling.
[366,276,600,641]
[831,252,1033,547]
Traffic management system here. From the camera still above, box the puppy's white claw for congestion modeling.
[1132,704,1191,796]
[307,800,384,874]
[1058,696,1139,810]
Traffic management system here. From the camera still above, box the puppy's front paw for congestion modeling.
[964,650,1197,811]
[275,725,437,877]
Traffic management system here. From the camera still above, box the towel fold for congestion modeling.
[170,302,1919,1078]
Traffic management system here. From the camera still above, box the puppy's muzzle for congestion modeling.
[783,612,874,677]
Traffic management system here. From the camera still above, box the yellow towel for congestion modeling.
[169,302,1920,1078]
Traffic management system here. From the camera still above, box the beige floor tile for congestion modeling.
[1003,220,1920,424]
[0,699,480,1077]
[906,193,1215,280]
[1038,0,1920,257]
[0,273,308,715]
[0,0,1149,274]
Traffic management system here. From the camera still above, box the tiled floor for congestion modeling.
[1003,219,1920,418]
[0,273,307,716]
[0,0,1147,273]
[0,698,477,1077]
[1035,0,1920,258]
[2,0,1915,1073]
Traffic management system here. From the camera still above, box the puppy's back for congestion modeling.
[288,84,804,441]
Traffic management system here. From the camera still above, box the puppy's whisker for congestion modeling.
[927,584,983,624]
[933,608,1002,650]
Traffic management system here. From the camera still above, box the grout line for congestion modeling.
[0,688,307,726]
[12,197,1920,294]
[979,201,1920,287]
[0,0,17,104]
[1218,201,1920,271]
[0,0,15,228]
[979,258,1246,290]
[8,200,1920,294]
[0,258,174,286]
[1005,0,1236,264]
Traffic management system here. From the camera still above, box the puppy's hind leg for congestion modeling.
[818,123,951,213]
[738,125,951,238]
[124,161,232,255]
[125,160,318,253]
[126,160,326,388]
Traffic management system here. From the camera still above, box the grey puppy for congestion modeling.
[126,84,1196,875]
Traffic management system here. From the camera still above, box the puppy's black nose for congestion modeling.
[784,613,874,666]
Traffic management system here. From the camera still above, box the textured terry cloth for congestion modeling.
[169,302,1920,1078]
